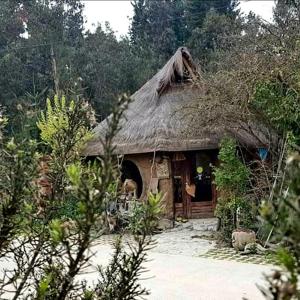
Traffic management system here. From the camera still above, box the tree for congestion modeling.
[213,138,253,242]
[37,95,93,196]
[130,0,187,60]
[129,0,240,73]
[77,25,140,118]
[23,0,84,95]
[0,0,85,134]
[187,8,243,68]
[185,0,238,29]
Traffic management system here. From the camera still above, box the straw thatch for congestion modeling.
[84,47,274,156]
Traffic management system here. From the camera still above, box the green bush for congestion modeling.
[253,81,300,145]
[127,192,163,235]
[214,195,255,242]
[214,138,250,194]
[213,138,253,242]
[36,96,93,196]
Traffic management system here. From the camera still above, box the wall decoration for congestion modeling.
[156,159,170,179]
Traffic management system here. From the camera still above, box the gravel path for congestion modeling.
[151,228,216,256]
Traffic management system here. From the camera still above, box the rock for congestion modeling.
[157,218,174,230]
[241,242,268,255]
[191,218,219,231]
[232,229,256,251]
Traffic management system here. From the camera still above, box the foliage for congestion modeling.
[37,96,92,154]
[253,81,300,144]
[0,108,8,142]
[0,93,160,299]
[214,138,253,242]
[0,0,84,117]
[188,8,242,69]
[0,138,38,252]
[130,0,238,65]
[95,236,152,300]
[185,0,238,29]
[127,192,164,235]
[37,95,93,196]
[214,138,250,194]
[259,153,300,299]
[130,0,187,60]
[78,25,141,118]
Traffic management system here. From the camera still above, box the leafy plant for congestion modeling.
[213,138,253,242]
[0,138,38,252]
[253,81,300,144]
[36,95,93,197]
[259,153,300,299]
[128,192,164,235]
[0,93,160,299]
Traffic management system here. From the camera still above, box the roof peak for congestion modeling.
[156,47,201,96]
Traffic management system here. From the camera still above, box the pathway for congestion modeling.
[85,221,277,300]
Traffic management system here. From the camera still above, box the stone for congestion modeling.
[191,218,219,232]
[157,218,174,230]
[241,242,268,255]
[232,229,256,251]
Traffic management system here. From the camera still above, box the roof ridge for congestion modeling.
[156,46,201,96]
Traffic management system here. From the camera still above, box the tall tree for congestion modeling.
[130,0,187,61]
[185,0,238,29]
[77,24,139,118]
[23,0,84,95]
[130,0,240,70]
[0,1,26,106]
[0,0,85,137]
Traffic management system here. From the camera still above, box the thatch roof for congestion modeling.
[84,47,274,156]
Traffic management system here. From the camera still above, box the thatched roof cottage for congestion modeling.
[84,47,273,220]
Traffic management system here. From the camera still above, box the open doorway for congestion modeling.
[172,150,218,219]
[120,160,143,199]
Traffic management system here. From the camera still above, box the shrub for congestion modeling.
[36,96,93,197]
[0,94,159,299]
[258,153,300,299]
[213,138,253,242]
[127,192,163,235]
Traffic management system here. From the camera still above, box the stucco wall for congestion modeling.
[123,153,174,219]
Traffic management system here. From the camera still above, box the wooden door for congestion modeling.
[172,151,217,219]
[172,160,189,218]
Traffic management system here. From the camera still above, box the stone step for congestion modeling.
[174,218,219,232]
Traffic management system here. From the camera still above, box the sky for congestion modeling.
[82,1,275,38]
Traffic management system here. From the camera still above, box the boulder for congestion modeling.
[232,229,256,251]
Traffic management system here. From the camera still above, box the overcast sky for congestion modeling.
[82,1,275,38]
